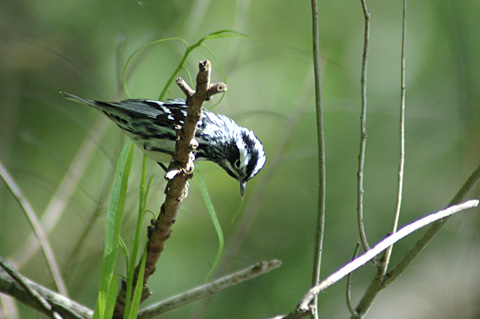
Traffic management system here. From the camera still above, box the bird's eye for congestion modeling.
[234,159,241,169]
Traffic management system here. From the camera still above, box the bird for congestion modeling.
[60,92,266,196]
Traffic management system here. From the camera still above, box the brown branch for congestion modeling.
[113,60,227,319]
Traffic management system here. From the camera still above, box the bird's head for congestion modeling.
[219,128,266,197]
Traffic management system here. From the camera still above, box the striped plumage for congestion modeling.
[61,92,266,196]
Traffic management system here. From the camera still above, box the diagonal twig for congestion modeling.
[287,200,478,318]
[138,260,281,319]
[0,267,92,319]
[0,161,67,296]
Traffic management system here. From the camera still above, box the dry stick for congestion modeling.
[112,60,227,319]
[382,0,407,274]
[346,243,360,316]
[137,260,281,319]
[310,0,326,318]
[353,168,480,316]
[351,2,407,316]
[286,200,479,318]
[385,160,480,286]
[0,257,62,319]
[357,0,371,252]
[0,268,92,319]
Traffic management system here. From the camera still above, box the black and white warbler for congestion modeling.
[60,92,266,196]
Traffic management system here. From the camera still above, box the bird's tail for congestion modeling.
[59,92,99,108]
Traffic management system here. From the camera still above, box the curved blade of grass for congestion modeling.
[195,163,224,281]
[127,249,147,319]
[230,198,244,223]
[201,45,227,108]
[203,30,252,40]
[158,30,250,100]
[122,38,189,98]
[92,141,134,319]
[124,155,148,317]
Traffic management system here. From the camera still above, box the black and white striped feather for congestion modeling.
[60,92,266,196]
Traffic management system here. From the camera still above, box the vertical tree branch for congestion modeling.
[382,0,407,272]
[310,0,326,318]
[352,2,407,317]
[357,0,371,252]
[113,60,227,319]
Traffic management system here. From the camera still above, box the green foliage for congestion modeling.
[92,142,134,319]
[195,163,224,281]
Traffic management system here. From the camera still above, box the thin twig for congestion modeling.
[346,243,360,316]
[0,161,67,296]
[357,0,371,252]
[385,161,480,286]
[293,200,478,315]
[138,260,281,319]
[0,268,92,319]
[381,0,407,274]
[310,0,326,318]
[0,257,62,319]
[113,60,227,318]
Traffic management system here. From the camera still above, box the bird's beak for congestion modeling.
[240,181,246,198]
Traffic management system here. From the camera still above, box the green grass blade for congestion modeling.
[92,141,135,319]
[203,30,252,40]
[127,249,147,319]
[122,38,188,98]
[124,155,148,317]
[195,163,224,281]
[104,275,119,319]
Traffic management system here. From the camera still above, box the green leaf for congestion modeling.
[123,38,188,98]
[124,155,149,317]
[92,142,134,319]
[127,249,147,319]
[195,163,224,281]
[203,30,252,40]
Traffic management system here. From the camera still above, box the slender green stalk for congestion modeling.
[382,0,407,273]
[195,164,224,281]
[357,0,371,252]
[310,1,326,318]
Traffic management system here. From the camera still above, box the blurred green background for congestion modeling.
[1,0,480,318]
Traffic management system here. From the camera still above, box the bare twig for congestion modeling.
[310,0,326,318]
[0,161,67,296]
[113,60,227,318]
[382,0,407,274]
[346,243,360,316]
[138,260,281,319]
[289,200,479,317]
[0,268,92,319]
[385,161,480,286]
[0,257,62,319]
[357,0,371,252]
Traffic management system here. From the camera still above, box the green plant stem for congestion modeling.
[310,0,326,318]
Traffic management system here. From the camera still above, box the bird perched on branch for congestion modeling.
[60,92,266,196]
